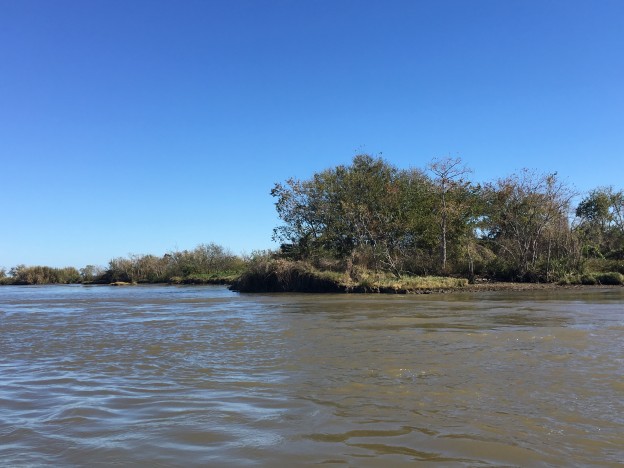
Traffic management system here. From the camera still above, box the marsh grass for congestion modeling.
[558,271,623,286]
[231,259,469,293]
[169,271,242,284]
[345,268,468,292]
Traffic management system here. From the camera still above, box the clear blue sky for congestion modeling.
[1,0,623,268]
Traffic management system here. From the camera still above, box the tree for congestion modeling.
[80,265,105,282]
[272,154,443,276]
[427,156,475,273]
[481,169,576,281]
[107,257,135,282]
[271,176,327,258]
[272,154,401,265]
[326,154,399,267]
[576,187,624,259]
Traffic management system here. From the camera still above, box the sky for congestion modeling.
[1,0,623,268]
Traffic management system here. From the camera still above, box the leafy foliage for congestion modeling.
[480,169,577,281]
[3,265,81,285]
[273,155,466,276]
[2,243,245,285]
[102,243,245,284]
[271,155,622,283]
[575,187,624,260]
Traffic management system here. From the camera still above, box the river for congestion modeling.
[0,285,622,466]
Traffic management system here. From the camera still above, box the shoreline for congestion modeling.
[2,279,622,294]
[455,282,620,293]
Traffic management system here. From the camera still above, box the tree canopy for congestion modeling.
[271,154,622,282]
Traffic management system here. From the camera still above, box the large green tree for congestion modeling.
[272,155,443,275]
[576,187,624,259]
[272,154,402,264]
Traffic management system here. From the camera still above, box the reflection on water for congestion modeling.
[0,285,623,466]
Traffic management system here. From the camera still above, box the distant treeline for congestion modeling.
[0,243,247,285]
[1,154,623,287]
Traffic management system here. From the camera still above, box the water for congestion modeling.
[0,285,622,466]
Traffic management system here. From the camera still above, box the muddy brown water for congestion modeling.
[0,285,622,466]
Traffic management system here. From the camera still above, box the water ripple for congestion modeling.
[0,285,623,465]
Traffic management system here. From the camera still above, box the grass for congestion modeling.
[343,268,468,292]
[168,271,243,285]
[558,271,624,286]
[231,259,469,293]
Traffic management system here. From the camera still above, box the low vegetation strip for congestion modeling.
[229,259,469,293]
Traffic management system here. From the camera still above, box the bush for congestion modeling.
[4,265,82,285]
[580,274,597,285]
[583,258,624,275]
[231,258,344,293]
[603,260,624,274]
[558,273,582,285]
[484,258,521,282]
[594,272,624,285]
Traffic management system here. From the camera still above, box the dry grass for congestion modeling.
[345,269,468,292]
[232,259,471,293]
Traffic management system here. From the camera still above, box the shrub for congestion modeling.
[580,274,597,285]
[603,260,624,274]
[231,258,344,293]
[4,265,82,285]
[558,273,581,285]
[594,272,624,285]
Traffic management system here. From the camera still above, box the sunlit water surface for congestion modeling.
[0,285,623,466]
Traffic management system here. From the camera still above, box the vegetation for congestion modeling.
[267,154,623,288]
[1,154,623,291]
[230,253,468,293]
[575,187,624,261]
[480,169,578,281]
[0,265,81,285]
[0,243,246,286]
